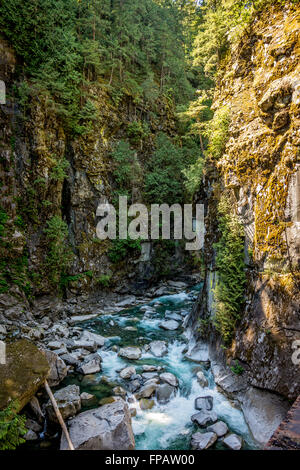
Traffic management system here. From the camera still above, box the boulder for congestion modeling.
[191,432,217,450]
[191,411,218,427]
[0,339,50,411]
[139,398,155,410]
[149,340,168,357]
[159,320,179,331]
[128,380,141,393]
[60,398,135,450]
[112,386,127,398]
[142,372,158,381]
[196,371,208,388]
[207,421,228,437]
[195,396,213,411]
[46,384,81,422]
[77,353,102,375]
[119,366,136,380]
[135,383,157,399]
[80,392,97,407]
[118,347,142,360]
[223,433,243,450]
[60,352,80,368]
[165,312,182,322]
[143,364,161,372]
[70,340,97,352]
[156,384,175,404]
[80,330,106,348]
[69,314,99,325]
[24,429,38,441]
[25,418,42,434]
[116,296,136,307]
[160,372,178,387]
[43,350,68,387]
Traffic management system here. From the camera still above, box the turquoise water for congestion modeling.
[66,285,258,450]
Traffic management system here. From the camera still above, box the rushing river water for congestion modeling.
[65,284,258,450]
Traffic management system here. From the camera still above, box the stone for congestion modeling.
[156,384,175,404]
[43,350,68,387]
[47,340,66,350]
[164,312,182,322]
[223,433,243,450]
[142,372,158,381]
[25,418,42,434]
[71,340,97,352]
[135,383,157,399]
[191,411,218,427]
[80,330,106,348]
[207,421,228,437]
[118,347,142,360]
[113,386,127,398]
[159,320,179,331]
[77,353,102,375]
[119,366,136,380]
[125,326,138,332]
[139,398,155,410]
[46,384,81,423]
[0,324,7,335]
[191,432,217,450]
[116,296,136,307]
[160,372,178,387]
[60,398,135,450]
[69,314,99,325]
[24,429,38,441]
[0,339,50,411]
[196,371,208,388]
[149,340,168,357]
[29,397,44,423]
[195,396,213,411]
[60,352,80,368]
[130,408,137,417]
[80,392,97,407]
[143,364,161,372]
[128,380,141,393]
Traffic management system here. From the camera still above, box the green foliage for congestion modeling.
[44,216,73,287]
[111,141,142,192]
[108,238,142,264]
[0,401,27,450]
[127,121,150,144]
[231,360,244,375]
[96,274,112,288]
[213,195,246,345]
[50,157,69,182]
[0,209,8,239]
[206,106,230,159]
[183,157,204,198]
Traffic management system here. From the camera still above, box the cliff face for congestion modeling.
[194,3,300,401]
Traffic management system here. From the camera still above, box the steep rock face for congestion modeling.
[192,3,300,401]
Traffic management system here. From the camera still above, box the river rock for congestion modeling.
[118,347,142,360]
[135,383,157,399]
[160,372,178,387]
[24,429,38,441]
[77,353,102,375]
[139,398,155,410]
[143,364,162,372]
[128,379,141,393]
[116,296,136,307]
[142,372,158,380]
[195,396,213,411]
[46,384,81,423]
[149,340,168,357]
[156,384,175,404]
[47,340,66,350]
[120,366,136,379]
[0,339,50,411]
[191,432,217,450]
[80,330,106,348]
[196,371,208,388]
[223,433,243,450]
[25,418,42,434]
[69,314,99,325]
[191,411,218,427]
[80,392,97,407]
[43,350,68,387]
[70,340,97,352]
[60,398,135,450]
[207,421,228,437]
[159,320,179,331]
[165,312,182,322]
[60,352,81,368]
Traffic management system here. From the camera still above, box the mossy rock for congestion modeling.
[0,339,50,411]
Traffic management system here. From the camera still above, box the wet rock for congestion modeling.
[80,330,106,348]
[80,392,97,407]
[149,340,168,357]
[113,386,127,397]
[128,380,141,393]
[191,432,217,450]
[223,433,243,450]
[156,384,176,404]
[160,372,178,387]
[43,350,68,387]
[77,353,102,375]
[207,421,228,437]
[130,408,137,417]
[24,429,38,441]
[139,398,155,410]
[191,411,218,427]
[46,384,81,423]
[0,339,50,411]
[135,383,157,399]
[60,398,135,450]
[25,418,42,434]
[118,347,142,360]
[142,372,158,381]
[159,320,179,331]
[164,312,182,322]
[168,281,188,289]
[143,364,162,372]
[196,371,208,388]
[120,366,136,380]
[195,396,213,411]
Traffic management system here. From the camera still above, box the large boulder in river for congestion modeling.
[223,433,243,450]
[0,339,50,411]
[191,432,217,450]
[46,384,81,422]
[191,410,218,427]
[149,340,168,357]
[160,372,178,387]
[118,347,142,360]
[207,421,228,437]
[159,320,179,331]
[60,397,135,450]
[80,330,106,348]
[195,395,213,411]
[119,366,136,380]
[156,384,176,403]
[43,350,68,387]
[77,353,102,375]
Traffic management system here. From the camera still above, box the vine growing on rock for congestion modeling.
[213,195,246,345]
